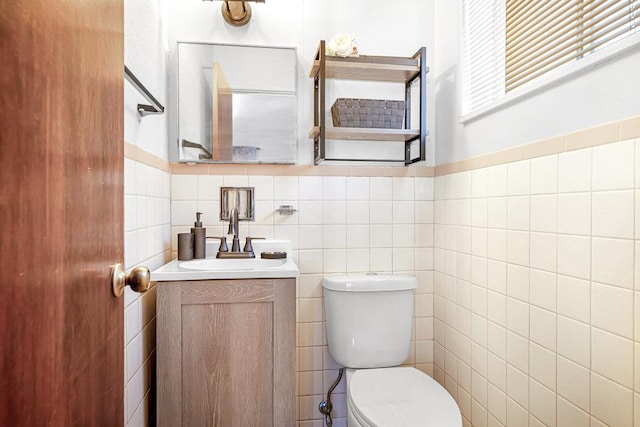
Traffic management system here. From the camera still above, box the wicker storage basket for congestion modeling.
[330,98,405,129]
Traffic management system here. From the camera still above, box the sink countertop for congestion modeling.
[151,240,299,281]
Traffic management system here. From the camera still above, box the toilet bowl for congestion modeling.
[346,367,461,427]
[322,274,461,427]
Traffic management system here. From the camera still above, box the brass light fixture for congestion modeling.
[203,0,265,27]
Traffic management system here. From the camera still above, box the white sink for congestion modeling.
[178,258,286,271]
[151,240,299,281]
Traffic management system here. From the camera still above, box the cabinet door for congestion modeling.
[157,279,295,427]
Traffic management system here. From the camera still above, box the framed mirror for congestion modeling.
[177,42,297,164]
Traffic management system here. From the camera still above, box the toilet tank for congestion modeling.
[322,274,417,369]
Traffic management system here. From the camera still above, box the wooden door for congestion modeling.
[0,0,124,425]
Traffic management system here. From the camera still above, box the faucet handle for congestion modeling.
[243,237,265,253]
[206,236,228,252]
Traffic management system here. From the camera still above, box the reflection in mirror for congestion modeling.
[178,42,297,164]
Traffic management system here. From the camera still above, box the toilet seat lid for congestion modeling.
[349,367,462,427]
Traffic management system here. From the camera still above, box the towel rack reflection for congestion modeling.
[124,65,165,117]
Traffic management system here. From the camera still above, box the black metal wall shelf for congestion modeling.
[309,40,428,165]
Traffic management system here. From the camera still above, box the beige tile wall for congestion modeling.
[169,172,435,426]
[433,138,640,427]
[145,116,640,426]
[123,155,172,426]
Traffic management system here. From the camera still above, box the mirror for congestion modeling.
[177,42,297,164]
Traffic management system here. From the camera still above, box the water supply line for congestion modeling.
[318,368,344,427]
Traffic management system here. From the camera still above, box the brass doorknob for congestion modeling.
[111,264,151,297]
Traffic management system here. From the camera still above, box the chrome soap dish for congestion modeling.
[275,205,297,215]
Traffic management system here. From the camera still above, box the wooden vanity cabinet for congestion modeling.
[156,278,296,426]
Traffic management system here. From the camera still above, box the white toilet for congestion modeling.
[323,274,462,427]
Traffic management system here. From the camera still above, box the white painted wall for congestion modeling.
[434,0,640,165]
[166,0,436,165]
[125,0,169,160]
